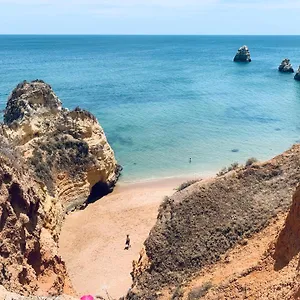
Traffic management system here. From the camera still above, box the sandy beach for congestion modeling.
[59,176,200,299]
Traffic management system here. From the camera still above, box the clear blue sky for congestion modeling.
[0,0,299,35]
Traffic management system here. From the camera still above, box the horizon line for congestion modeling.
[1,33,300,36]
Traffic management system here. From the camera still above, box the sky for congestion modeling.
[0,0,299,35]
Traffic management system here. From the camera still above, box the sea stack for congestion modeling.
[233,45,251,62]
[294,66,300,81]
[278,58,294,73]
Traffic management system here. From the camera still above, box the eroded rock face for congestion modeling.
[127,145,300,299]
[278,58,294,73]
[233,45,251,62]
[3,80,121,211]
[0,80,121,297]
[0,136,73,296]
[294,66,300,81]
[274,185,300,269]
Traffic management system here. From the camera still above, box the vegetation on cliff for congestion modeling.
[3,80,121,210]
[128,145,300,299]
[0,80,121,297]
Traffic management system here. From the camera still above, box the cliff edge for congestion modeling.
[0,135,72,296]
[0,80,121,296]
[3,80,121,211]
[127,145,300,299]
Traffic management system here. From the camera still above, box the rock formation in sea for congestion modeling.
[233,45,251,62]
[294,66,300,81]
[278,58,294,73]
[3,80,121,211]
[126,145,300,299]
[0,80,121,297]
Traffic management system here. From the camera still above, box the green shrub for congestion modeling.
[177,179,200,191]
[245,157,258,167]
[217,167,228,176]
[217,162,239,176]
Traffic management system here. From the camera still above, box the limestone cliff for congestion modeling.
[233,45,251,62]
[0,135,72,296]
[127,145,300,299]
[3,80,121,211]
[0,80,121,297]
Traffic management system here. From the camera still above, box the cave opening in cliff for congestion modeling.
[86,181,111,205]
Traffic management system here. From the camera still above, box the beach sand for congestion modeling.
[59,176,200,299]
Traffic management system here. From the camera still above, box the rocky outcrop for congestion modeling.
[0,136,73,296]
[0,80,121,297]
[233,45,251,62]
[278,58,294,73]
[127,145,300,299]
[3,80,121,211]
[274,184,300,269]
[294,66,300,81]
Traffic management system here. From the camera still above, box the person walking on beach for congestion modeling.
[125,234,131,250]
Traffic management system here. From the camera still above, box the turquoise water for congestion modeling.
[1,35,300,182]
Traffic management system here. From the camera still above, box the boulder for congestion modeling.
[278,58,294,73]
[233,45,251,62]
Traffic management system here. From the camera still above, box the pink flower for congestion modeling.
[80,295,94,300]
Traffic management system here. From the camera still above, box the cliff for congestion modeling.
[0,80,120,296]
[127,145,300,299]
[176,184,300,299]
[0,135,72,296]
[3,80,121,211]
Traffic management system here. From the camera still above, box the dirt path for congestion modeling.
[59,177,195,299]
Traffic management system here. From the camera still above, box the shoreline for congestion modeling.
[115,170,216,190]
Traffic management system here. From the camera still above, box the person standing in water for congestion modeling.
[189,158,192,163]
[125,234,131,250]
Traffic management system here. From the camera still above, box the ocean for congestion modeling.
[1,35,300,182]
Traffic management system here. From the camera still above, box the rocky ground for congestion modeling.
[0,285,77,300]
[127,145,300,299]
